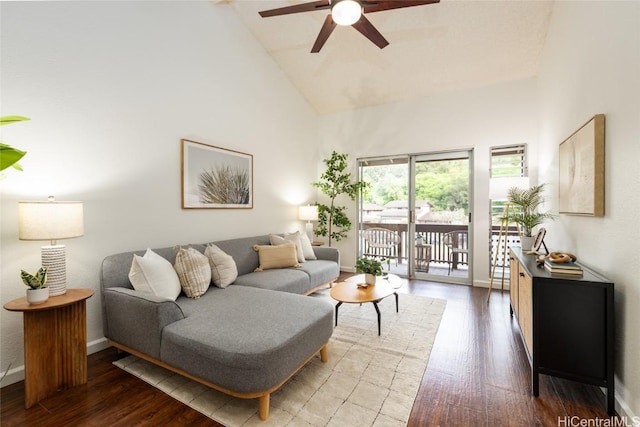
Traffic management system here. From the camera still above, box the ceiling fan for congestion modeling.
[259,0,440,53]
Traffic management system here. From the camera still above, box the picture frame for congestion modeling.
[558,114,605,216]
[531,227,547,253]
[181,139,253,209]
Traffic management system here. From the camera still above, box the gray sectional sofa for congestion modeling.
[100,234,339,421]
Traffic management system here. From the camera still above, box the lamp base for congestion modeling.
[42,245,67,296]
[305,222,314,243]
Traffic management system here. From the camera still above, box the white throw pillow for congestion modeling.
[174,246,211,298]
[128,248,181,301]
[204,244,238,288]
[297,231,317,260]
[270,231,305,263]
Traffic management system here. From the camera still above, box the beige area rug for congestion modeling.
[113,290,446,426]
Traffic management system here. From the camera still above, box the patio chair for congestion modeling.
[443,230,469,275]
[363,227,401,267]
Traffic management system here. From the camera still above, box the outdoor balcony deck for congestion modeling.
[360,222,520,279]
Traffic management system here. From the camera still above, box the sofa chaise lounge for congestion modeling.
[100,234,339,420]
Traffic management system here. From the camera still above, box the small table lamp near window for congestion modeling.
[18,197,84,296]
[298,205,318,242]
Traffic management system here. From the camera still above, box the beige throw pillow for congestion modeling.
[253,243,301,271]
[270,231,305,263]
[297,231,317,260]
[129,248,181,301]
[204,244,238,288]
[174,246,211,298]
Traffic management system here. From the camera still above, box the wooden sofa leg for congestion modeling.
[320,344,328,363]
[259,394,270,421]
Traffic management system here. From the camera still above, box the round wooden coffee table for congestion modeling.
[346,273,402,312]
[330,276,396,336]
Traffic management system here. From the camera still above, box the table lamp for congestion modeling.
[18,197,84,296]
[298,205,318,242]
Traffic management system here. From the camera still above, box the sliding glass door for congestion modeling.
[413,151,472,284]
[358,150,473,285]
[358,156,410,276]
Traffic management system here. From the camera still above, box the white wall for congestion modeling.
[318,79,540,281]
[0,2,318,385]
[3,1,637,417]
[536,1,640,417]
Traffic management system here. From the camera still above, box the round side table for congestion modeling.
[4,288,94,408]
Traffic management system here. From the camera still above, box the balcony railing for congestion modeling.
[360,222,469,268]
[360,222,521,273]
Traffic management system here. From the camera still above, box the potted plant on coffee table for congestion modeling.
[21,266,49,305]
[355,257,384,287]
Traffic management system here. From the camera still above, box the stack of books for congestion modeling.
[544,259,583,275]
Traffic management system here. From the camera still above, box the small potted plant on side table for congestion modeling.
[355,257,384,287]
[21,266,49,305]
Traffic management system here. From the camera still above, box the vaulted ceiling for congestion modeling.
[228,0,554,114]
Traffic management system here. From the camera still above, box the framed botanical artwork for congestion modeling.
[558,114,605,216]
[181,139,253,209]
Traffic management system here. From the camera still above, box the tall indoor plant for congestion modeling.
[313,151,369,247]
[506,183,555,247]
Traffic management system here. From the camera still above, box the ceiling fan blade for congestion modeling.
[351,15,389,49]
[259,1,330,18]
[362,0,439,14]
[311,14,337,53]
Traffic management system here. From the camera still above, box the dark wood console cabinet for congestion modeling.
[509,248,615,415]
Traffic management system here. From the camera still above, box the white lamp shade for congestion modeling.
[19,201,84,241]
[332,0,361,26]
[489,177,530,200]
[298,205,318,221]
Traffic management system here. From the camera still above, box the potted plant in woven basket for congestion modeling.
[21,266,49,305]
[355,257,384,286]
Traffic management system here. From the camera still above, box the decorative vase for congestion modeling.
[364,273,377,286]
[520,236,535,251]
[26,288,49,305]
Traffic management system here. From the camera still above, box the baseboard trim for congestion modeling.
[88,337,111,354]
[611,379,638,421]
[1,364,25,387]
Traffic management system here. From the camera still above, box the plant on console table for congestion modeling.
[355,257,384,286]
[505,183,555,249]
[21,266,49,305]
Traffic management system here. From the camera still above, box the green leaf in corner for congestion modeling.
[0,116,30,171]
[0,116,30,126]
[0,143,27,171]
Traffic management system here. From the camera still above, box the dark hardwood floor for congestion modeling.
[1,277,615,426]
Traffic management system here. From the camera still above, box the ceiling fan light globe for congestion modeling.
[331,0,361,26]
